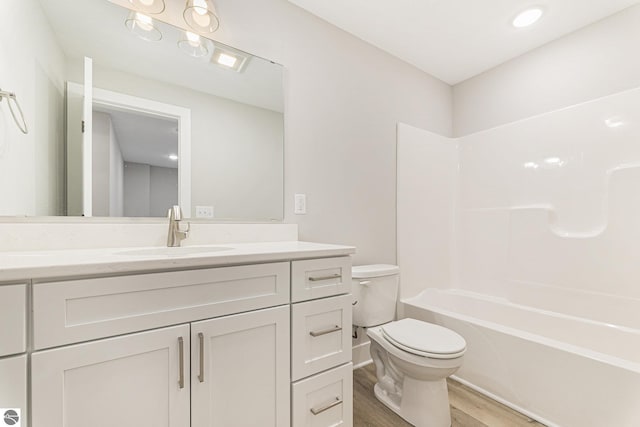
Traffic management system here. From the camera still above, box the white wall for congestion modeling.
[453,4,640,137]
[0,0,66,216]
[123,162,178,217]
[123,162,151,217]
[93,112,125,217]
[109,122,124,217]
[149,166,178,217]
[92,112,112,216]
[210,0,453,264]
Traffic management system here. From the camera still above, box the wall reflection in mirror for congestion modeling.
[0,0,284,220]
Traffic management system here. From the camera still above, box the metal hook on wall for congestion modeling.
[0,88,28,134]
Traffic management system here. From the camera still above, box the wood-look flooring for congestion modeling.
[354,364,545,427]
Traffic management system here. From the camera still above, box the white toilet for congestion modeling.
[352,265,466,427]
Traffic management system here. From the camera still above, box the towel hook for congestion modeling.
[0,88,28,135]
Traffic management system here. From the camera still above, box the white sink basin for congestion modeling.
[117,246,232,257]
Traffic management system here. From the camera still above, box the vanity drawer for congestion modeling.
[0,284,27,357]
[33,262,290,350]
[291,256,351,302]
[292,362,353,427]
[291,294,352,381]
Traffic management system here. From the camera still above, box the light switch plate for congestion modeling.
[294,194,306,214]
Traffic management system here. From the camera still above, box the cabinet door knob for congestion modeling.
[310,397,343,415]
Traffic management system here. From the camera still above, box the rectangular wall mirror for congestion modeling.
[0,0,284,220]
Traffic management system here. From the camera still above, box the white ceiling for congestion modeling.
[286,0,640,84]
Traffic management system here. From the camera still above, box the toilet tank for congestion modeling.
[352,264,400,327]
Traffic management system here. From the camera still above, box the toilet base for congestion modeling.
[373,376,452,427]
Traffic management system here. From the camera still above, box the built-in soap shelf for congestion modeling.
[463,162,640,239]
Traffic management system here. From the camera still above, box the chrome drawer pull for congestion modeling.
[178,337,185,389]
[309,325,342,337]
[308,274,341,282]
[310,397,343,415]
[198,332,205,383]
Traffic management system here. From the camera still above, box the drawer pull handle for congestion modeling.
[310,397,343,415]
[308,274,341,282]
[310,325,342,337]
[178,337,185,389]
[198,332,205,383]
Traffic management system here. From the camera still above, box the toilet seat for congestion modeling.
[381,318,466,359]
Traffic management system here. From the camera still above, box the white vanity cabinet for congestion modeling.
[31,306,291,427]
[4,243,354,427]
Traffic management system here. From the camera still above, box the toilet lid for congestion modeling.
[381,318,466,359]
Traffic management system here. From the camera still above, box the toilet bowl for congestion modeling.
[352,265,466,427]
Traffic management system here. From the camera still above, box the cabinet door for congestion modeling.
[0,355,27,427]
[31,325,190,427]
[191,306,290,427]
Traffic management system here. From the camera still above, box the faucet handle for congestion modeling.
[179,221,191,234]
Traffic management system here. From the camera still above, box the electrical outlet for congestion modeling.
[294,194,306,214]
[195,205,214,218]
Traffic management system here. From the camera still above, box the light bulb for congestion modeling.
[191,10,211,27]
[135,13,154,32]
[186,31,200,46]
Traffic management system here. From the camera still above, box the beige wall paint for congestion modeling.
[210,0,453,264]
[453,4,640,137]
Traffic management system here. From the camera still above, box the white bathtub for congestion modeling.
[401,288,640,427]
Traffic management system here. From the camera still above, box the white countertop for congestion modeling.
[0,241,355,282]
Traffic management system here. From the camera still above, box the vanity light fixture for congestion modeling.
[512,7,544,28]
[128,0,165,15]
[178,31,211,58]
[184,0,220,33]
[125,11,162,41]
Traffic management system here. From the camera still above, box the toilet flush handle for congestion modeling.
[359,280,372,286]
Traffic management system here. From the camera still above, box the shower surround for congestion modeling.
[397,86,640,427]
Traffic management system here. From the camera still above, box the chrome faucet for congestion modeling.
[167,205,190,247]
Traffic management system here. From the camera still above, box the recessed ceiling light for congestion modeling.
[211,46,250,72]
[513,7,544,28]
[217,53,238,68]
[605,117,625,128]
